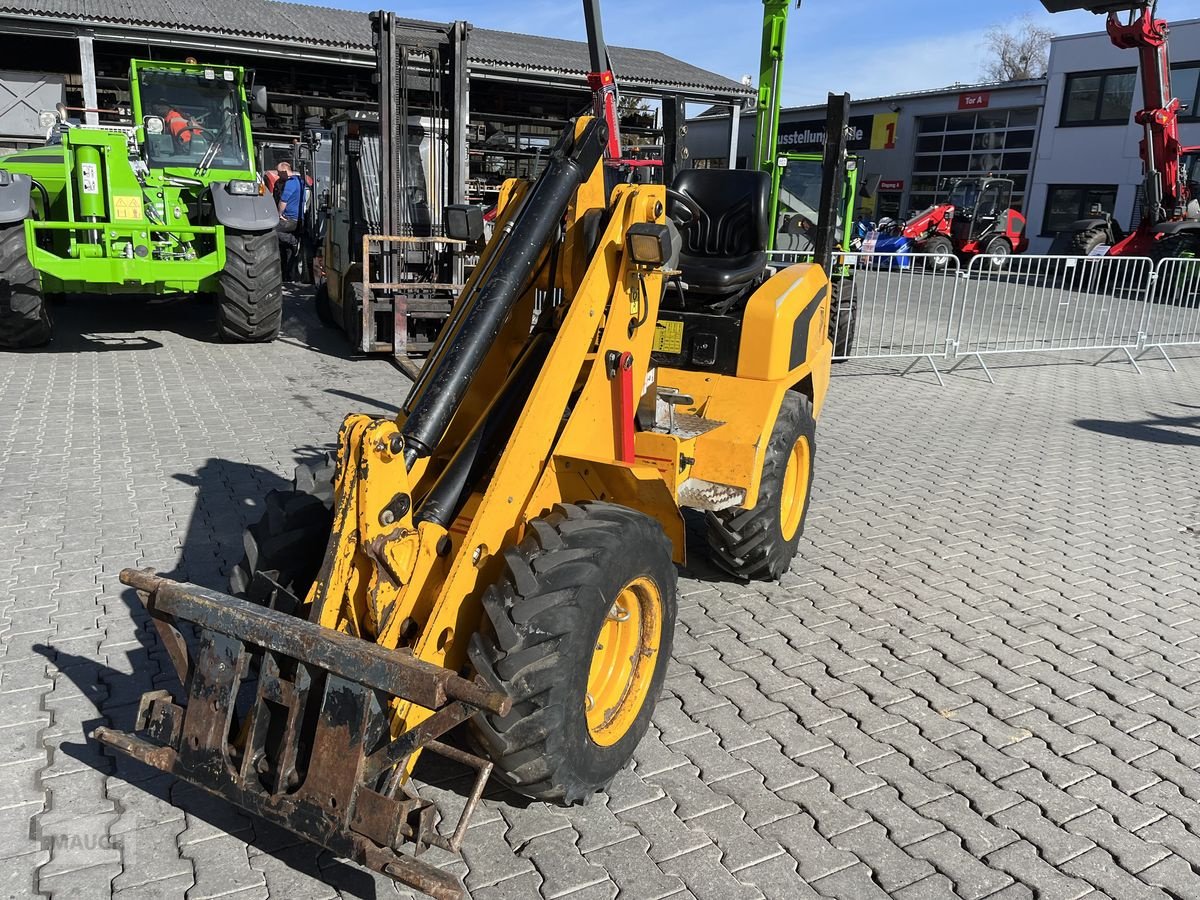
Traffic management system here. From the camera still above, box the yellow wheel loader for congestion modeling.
[93,22,844,897]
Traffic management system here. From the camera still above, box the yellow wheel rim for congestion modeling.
[585,576,663,747]
[779,435,811,542]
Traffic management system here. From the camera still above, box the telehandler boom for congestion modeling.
[93,9,838,898]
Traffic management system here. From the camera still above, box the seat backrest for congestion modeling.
[672,169,770,260]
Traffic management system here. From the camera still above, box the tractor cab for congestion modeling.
[946,176,1014,243]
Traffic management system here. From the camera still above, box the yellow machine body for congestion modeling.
[305,119,832,766]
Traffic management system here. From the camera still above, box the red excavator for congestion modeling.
[1042,1,1200,259]
[901,175,1030,268]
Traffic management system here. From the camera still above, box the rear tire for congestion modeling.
[704,392,815,581]
[922,235,954,271]
[829,278,856,360]
[468,502,677,804]
[0,223,50,348]
[229,455,335,611]
[217,230,284,343]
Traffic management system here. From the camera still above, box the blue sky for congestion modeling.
[316,0,1196,105]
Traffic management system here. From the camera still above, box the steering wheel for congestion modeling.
[666,188,704,227]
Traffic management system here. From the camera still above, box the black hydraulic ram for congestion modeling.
[400,118,607,468]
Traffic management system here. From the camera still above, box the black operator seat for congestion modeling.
[670,169,770,297]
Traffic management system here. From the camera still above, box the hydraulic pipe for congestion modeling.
[400,118,606,468]
[416,333,550,528]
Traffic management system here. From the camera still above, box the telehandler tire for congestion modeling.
[217,230,284,343]
[229,454,335,610]
[469,502,677,804]
[705,392,816,581]
[0,223,51,348]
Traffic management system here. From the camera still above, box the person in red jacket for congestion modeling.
[150,98,203,150]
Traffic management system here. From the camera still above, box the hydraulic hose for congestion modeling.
[400,118,606,468]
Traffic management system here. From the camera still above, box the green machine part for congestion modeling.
[754,0,858,259]
[755,0,792,245]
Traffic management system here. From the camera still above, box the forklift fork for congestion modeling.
[93,569,509,900]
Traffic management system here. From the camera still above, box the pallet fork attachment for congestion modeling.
[93,569,509,900]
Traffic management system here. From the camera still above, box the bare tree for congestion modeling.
[983,16,1055,82]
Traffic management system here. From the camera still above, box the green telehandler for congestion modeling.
[0,60,282,347]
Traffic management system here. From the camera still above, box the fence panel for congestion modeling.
[1142,256,1200,365]
[767,251,962,378]
[955,253,1153,377]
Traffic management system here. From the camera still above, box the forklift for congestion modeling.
[92,1,840,897]
[1042,1,1200,259]
[315,13,471,374]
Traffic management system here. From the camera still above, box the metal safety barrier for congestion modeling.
[768,251,964,384]
[760,251,1200,383]
[1141,255,1200,370]
[953,253,1155,383]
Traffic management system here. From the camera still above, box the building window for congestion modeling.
[1042,184,1118,235]
[908,108,1039,215]
[1174,63,1200,121]
[1061,70,1136,126]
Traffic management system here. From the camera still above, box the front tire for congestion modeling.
[0,222,50,348]
[229,455,335,611]
[469,502,677,804]
[704,392,816,580]
[217,230,284,343]
[922,235,954,271]
[313,279,337,328]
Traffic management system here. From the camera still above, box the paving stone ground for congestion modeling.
[2,288,1200,900]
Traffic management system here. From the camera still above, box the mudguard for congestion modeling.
[0,170,33,225]
[210,182,278,232]
[1154,220,1200,236]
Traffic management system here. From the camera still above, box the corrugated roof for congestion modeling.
[0,0,751,95]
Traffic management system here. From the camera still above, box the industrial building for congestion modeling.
[688,15,1200,253]
[686,79,1048,226]
[0,0,753,202]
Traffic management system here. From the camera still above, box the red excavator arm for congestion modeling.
[1041,2,1185,240]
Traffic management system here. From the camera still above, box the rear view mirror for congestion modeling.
[251,85,269,115]
[444,204,485,243]
[861,174,881,199]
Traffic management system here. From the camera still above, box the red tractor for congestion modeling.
[900,175,1030,269]
[1042,1,1200,260]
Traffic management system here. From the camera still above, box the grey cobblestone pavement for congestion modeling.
[2,289,1200,899]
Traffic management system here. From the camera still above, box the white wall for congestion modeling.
[1026,17,1200,252]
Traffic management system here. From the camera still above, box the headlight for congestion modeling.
[144,115,164,135]
[228,179,263,196]
[627,222,672,267]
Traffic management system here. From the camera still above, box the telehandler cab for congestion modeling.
[93,9,839,898]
